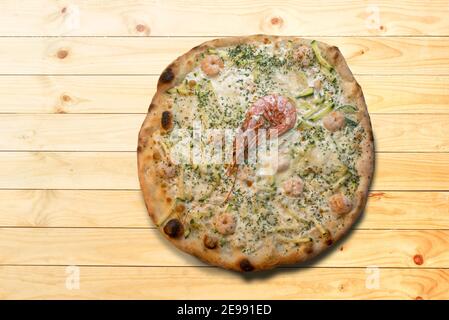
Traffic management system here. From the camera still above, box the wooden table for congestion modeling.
[0,0,448,300]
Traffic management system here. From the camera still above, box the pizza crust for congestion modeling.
[137,35,374,272]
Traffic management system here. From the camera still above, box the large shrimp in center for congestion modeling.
[242,94,297,136]
[228,94,297,174]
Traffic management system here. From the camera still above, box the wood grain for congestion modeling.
[0,114,447,152]
[364,192,449,229]
[1,75,449,114]
[0,190,447,229]
[358,75,449,114]
[0,76,153,114]
[1,0,449,36]
[0,0,448,300]
[0,190,150,228]
[0,152,448,190]
[0,228,447,268]
[0,152,138,190]
[0,266,447,299]
[374,153,449,191]
[370,114,449,152]
[0,37,448,75]
[0,114,144,151]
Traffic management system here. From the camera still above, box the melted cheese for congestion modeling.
[162,40,365,255]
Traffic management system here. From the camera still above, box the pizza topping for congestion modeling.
[293,44,313,66]
[323,111,346,132]
[156,161,176,178]
[311,40,333,70]
[328,193,353,215]
[335,104,357,113]
[282,177,304,197]
[203,234,219,249]
[201,54,224,77]
[278,235,312,244]
[297,87,314,98]
[163,218,184,238]
[229,94,297,174]
[275,156,290,173]
[248,95,297,136]
[214,212,237,235]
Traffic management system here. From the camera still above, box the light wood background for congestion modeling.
[0,0,448,300]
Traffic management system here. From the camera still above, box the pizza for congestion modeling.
[137,35,374,272]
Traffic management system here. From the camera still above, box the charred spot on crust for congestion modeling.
[159,67,174,84]
[305,245,314,254]
[163,219,184,238]
[137,145,142,153]
[148,103,156,112]
[239,258,254,272]
[203,235,218,249]
[161,111,173,130]
[325,238,333,246]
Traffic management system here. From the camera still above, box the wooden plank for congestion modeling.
[0,190,150,228]
[0,190,447,229]
[0,266,448,299]
[358,75,449,114]
[0,76,153,114]
[371,114,449,152]
[0,152,139,190]
[364,192,449,229]
[0,37,448,75]
[0,228,447,268]
[1,75,448,114]
[1,1,449,36]
[0,152,447,190]
[0,114,448,152]
[0,114,144,151]
[374,153,449,191]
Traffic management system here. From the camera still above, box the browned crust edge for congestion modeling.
[137,35,375,272]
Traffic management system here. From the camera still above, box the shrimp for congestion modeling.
[323,110,345,132]
[328,193,352,215]
[214,212,236,235]
[293,45,313,67]
[203,234,218,249]
[282,177,304,197]
[155,161,176,178]
[228,94,297,174]
[276,156,290,173]
[201,54,224,77]
[313,79,322,91]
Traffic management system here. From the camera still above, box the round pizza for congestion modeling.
[137,35,374,272]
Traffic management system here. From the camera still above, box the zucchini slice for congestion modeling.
[311,40,333,70]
